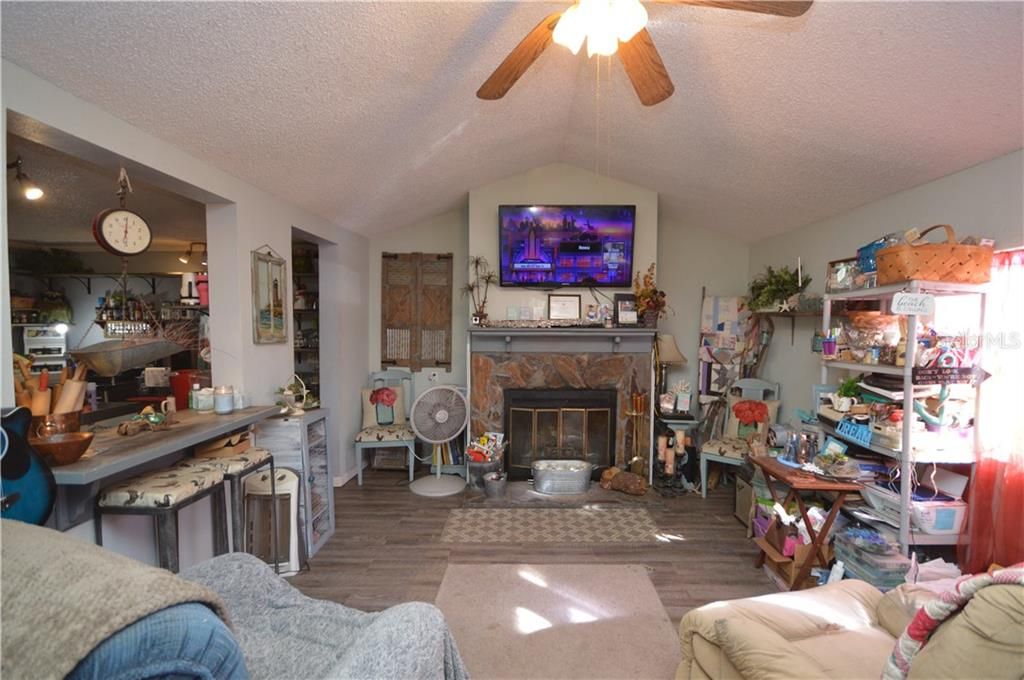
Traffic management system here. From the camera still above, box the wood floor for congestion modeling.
[290,469,773,624]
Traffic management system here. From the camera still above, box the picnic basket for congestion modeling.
[875,225,993,285]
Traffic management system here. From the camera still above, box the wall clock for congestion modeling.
[92,208,152,256]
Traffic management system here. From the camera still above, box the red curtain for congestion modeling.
[959,248,1024,572]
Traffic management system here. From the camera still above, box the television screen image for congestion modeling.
[498,205,636,287]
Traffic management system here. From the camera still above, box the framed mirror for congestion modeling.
[252,248,288,344]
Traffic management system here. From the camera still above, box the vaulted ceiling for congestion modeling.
[2,1,1021,243]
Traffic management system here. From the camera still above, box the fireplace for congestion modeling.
[504,389,617,479]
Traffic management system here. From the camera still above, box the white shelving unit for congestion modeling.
[821,280,986,553]
[21,324,69,373]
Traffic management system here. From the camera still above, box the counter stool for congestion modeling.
[95,465,228,573]
[179,448,279,573]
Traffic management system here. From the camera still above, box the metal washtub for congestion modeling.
[531,459,593,495]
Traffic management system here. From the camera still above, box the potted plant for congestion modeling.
[463,255,497,324]
[748,266,811,312]
[634,263,669,328]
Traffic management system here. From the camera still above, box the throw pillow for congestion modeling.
[725,395,780,443]
[361,386,407,428]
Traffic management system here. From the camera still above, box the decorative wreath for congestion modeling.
[732,399,769,426]
[369,387,397,408]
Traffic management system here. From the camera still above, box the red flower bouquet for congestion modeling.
[370,387,397,408]
[732,400,769,426]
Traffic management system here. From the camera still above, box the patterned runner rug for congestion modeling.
[439,507,661,543]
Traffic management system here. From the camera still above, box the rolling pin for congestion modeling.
[53,381,84,414]
[30,369,51,416]
[14,380,32,408]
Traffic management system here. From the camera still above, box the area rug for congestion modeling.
[435,563,682,679]
[439,507,661,544]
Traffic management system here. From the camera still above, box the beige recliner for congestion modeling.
[677,578,1024,680]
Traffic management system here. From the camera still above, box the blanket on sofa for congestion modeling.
[181,552,469,680]
[0,519,230,680]
[883,563,1024,680]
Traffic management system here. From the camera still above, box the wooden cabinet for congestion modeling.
[254,409,335,556]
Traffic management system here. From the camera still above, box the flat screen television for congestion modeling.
[498,205,636,287]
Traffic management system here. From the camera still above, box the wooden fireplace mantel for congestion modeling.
[467,327,656,354]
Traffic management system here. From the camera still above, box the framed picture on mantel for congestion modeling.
[548,293,581,321]
[614,293,637,326]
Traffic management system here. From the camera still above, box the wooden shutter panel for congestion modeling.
[419,254,452,368]
[381,252,452,371]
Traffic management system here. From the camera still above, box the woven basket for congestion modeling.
[875,225,993,285]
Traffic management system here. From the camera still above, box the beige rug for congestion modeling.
[439,507,661,544]
[435,564,682,679]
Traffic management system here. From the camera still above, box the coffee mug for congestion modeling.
[160,396,177,423]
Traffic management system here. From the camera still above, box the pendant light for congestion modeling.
[6,156,44,200]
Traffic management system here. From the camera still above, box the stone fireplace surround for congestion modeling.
[468,328,655,471]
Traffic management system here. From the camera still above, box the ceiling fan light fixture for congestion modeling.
[612,0,648,43]
[552,4,586,54]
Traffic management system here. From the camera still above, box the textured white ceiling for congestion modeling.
[6,134,206,250]
[2,1,1021,242]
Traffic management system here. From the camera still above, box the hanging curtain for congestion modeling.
[959,248,1024,572]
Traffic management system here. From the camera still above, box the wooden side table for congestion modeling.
[749,455,861,590]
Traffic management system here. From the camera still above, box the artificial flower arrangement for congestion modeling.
[633,263,669,319]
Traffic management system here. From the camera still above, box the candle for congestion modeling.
[797,256,802,287]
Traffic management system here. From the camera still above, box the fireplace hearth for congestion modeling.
[504,388,617,480]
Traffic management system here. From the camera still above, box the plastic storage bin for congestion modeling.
[861,482,967,535]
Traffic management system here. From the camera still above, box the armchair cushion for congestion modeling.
[355,424,416,443]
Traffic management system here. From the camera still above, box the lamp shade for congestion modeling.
[656,333,687,365]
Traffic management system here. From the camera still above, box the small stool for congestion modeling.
[179,448,277,566]
[96,465,228,573]
[699,438,750,499]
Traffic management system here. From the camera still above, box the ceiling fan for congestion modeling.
[477,0,812,106]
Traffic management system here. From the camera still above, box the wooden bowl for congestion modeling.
[29,432,94,467]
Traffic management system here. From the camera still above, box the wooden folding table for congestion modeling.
[750,455,861,590]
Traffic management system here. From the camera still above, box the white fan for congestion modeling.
[408,385,470,497]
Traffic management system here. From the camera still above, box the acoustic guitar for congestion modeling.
[1,407,57,525]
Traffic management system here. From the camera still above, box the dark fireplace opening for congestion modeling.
[503,388,617,481]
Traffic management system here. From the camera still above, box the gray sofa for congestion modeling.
[0,518,467,680]
[182,553,468,680]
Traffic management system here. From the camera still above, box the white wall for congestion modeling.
[2,60,369,564]
[468,163,659,321]
[367,205,468,396]
[657,212,751,394]
[749,150,1024,420]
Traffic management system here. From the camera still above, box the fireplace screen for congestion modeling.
[504,389,616,473]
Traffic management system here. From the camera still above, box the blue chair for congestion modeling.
[699,378,780,498]
[355,369,416,485]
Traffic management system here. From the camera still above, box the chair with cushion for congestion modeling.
[699,378,780,498]
[178,447,278,567]
[355,369,417,485]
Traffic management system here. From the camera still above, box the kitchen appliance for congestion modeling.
[179,273,200,305]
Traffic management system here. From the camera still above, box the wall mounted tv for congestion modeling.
[498,205,636,287]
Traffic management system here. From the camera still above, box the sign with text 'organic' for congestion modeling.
[891,292,935,316]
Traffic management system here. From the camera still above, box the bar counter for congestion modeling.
[52,405,280,529]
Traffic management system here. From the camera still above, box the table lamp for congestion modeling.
[656,333,687,413]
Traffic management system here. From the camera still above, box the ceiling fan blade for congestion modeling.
[655,0,812,17]
[477,13,561,100]
[617,29,675,106]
